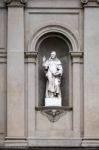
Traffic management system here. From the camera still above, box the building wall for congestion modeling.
[0,0,99,148]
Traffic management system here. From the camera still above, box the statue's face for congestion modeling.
[51,52,56,59]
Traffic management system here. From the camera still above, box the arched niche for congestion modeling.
[36,32,72,106]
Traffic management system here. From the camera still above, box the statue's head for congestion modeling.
[51,51,56,59]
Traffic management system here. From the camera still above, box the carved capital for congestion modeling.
[81,0,99,6]
[4,0,27,6]
[70,51,84,64]
[81,0,89,4]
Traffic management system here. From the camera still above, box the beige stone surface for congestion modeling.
[0,2,7,136]
[0,64,6,134]
[0,9,6,51]
[7,7,25,137]
[25,1,83,143]
[1,0,99,148]
[84,8,99,138]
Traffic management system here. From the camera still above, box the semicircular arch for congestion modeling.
[28,23,80,52]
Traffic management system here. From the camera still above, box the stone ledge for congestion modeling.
[1,147,99,150]
[35,106,73,111]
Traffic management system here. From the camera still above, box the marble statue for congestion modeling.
[42,51,63,106]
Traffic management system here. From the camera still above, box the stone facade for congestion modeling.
[0,0,99,149]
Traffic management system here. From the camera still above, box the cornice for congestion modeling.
[4,0,27,7]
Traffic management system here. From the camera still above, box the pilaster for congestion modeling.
[82,0,99,146]
[70,52,83,137]
[4,0,28,147]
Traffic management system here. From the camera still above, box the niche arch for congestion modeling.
[28,24,80,52]
[28,24,80,107]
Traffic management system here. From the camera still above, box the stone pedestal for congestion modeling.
[45,98,62,106]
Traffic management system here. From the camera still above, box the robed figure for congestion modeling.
[42,51,63,106]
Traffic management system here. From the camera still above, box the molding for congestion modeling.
[4,137,28,147]
[24,51,38,63]
[28,139,82,147]
[82,139,99,147]
[24,51,38,58]
[70,51,84,64]
[0,51,7,58]
[4,0,28,7]
[5,137,27,140]
[70,51,84,57]
[0,51,7,63]
[28,23,80,52]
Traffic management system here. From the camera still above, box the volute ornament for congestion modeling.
[81,0,88,4]
[4,0,11,3]
[97,0,99,4]
[4,0,27,4]
[20,0,27,3]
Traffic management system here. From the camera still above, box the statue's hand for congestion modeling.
[43,56,46,62]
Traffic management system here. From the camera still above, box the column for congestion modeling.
[70,52,83,138]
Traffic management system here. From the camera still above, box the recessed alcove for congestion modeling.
[36,32,72,107]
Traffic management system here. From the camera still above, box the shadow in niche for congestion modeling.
[37,32,71,107]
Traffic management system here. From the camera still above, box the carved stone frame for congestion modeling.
[27,23,83,141]
[27,23,81,123]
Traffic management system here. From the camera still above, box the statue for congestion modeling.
[42,51,63,106]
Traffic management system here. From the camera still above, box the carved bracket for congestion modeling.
[36,106,72,123]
